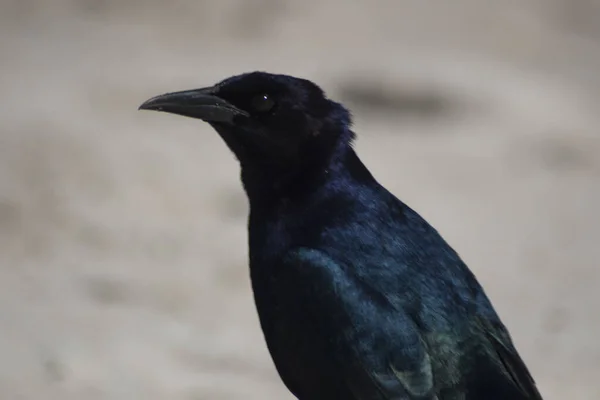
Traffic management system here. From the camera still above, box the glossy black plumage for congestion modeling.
[140,72,543,400]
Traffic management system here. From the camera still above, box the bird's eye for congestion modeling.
[251,93,275,113]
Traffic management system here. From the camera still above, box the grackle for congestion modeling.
[139,72,543,400]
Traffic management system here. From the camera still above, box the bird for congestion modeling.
[139,71,543,400]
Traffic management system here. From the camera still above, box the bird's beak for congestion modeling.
[138,87,249,123]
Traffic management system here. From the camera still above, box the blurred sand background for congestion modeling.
[0,1,599,399]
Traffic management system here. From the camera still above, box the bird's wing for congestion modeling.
[285,248,542,400]
[474,317,543,400]
[363,342,439,400]
[285,248,438,400]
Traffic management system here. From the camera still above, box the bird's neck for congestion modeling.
[245,138,377,274]
[241,135,374,212]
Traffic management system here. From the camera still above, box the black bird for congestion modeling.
[139,72,543,400]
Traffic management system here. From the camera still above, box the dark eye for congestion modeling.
[251,93,275,113]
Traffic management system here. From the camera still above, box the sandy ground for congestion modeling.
[0,1,599,399]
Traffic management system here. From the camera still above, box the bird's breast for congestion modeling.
[249,260,354,399]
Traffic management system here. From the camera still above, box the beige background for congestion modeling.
[1,1,599,399]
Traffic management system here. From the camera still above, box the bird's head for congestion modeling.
[139,72,354,194]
